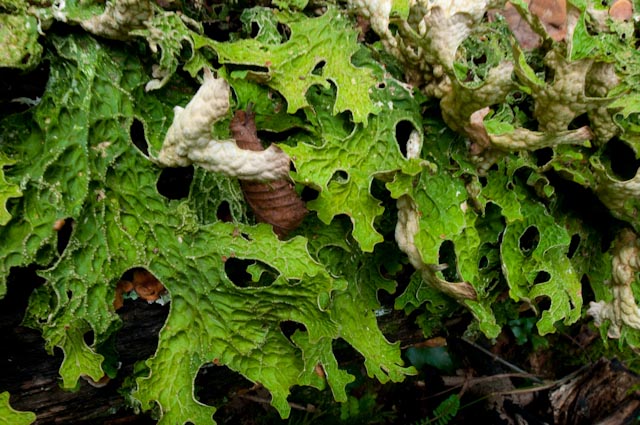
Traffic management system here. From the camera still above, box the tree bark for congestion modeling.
[549,357,640,425]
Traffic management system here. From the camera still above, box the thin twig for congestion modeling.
[429,372,541,400]
[461,337,544,383]
[238,394,316,412]
[442,372,542,387]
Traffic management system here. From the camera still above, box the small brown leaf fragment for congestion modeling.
[131,269,165,302]
[529,0,567,41]
[231,110,307,238]
[82,374,111,388]
[501,3,542,49]
[501,0,567,49]
[314,364,325,379]
[113,269,165,309]
[609,0,633,21]
[53,219,66,231]
[114,280,134,310]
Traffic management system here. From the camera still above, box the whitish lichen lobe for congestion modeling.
[589,229,640,338]
[156,70,291,181]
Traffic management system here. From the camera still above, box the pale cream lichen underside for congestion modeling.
[80,0,154,40]
[394,130,477,301]
[52,0,154,40]
[155,70,291,182]
[588,228,640,338]
[595,167,640,225]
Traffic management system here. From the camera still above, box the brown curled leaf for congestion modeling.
[231,110,307,238]
[610,0,633,21]
[113,269,165,309]
[131,269,165,302]
[114,279,134,310]
[82,374,111,388]
[500,0,567,50]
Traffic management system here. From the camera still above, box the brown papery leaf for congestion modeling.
[231,110,307,238]
[501,0,567,50]
[609,0,633,21]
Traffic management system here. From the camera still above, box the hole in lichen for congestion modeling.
[519,226,540,256]
[130,118,148,156]
[395,120,415,158]
[224,258,252,287]
[533,147,553,167]
[354,17,381,44]
[533,271,551,284]
[312,60,326,76]
[197,365,254,413]
[202,17,242,42]
[601,233,615,253]
[370,178,392,205]
[250,21,260,38]
[438,240,460,282]
[216,201,232,222]
[0,62,50,116]
[116,268,167,310]
[568,112,590,130]
[567,234,581,259]
[115,275,169,381]
[581,274,595,303]
[257,127,300,144]
[1,266,43,324]
[280,321,307,343]
[602,137,640,181]
[225,63,270,75]
[304,83,355,136]
[300,186,320,202]
[55,218,74,255]
[330,170,349,184]
[224,258,278,288]
[478,255,489,269]
[332,337,365,366]
[83,330,95,346]
[534,294,551,314]
[301,186,319,202]
[156,166,194,200]
[277,22,291,41]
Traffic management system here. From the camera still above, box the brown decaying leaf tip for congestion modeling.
[610,0,633,21]
[231,110,307,238]
[114,269,166,310]
[500,0,567,50]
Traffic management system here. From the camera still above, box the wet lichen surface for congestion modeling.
[2,1,640,424]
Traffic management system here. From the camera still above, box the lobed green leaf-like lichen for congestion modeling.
[1,22,414,424]
[197,7,379,123]
[0,152,21,228]
[0,392,35,425]
[5,0,640,423]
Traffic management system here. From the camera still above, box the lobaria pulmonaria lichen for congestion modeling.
[394,130,477,301]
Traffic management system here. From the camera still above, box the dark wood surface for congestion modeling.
[0,267,162,424]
